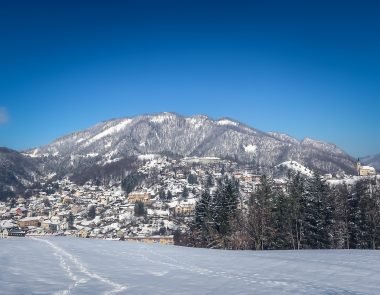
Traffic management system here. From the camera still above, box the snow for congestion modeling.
[182,156,221,163]
[276,161,313,177]
[185,117,204,129]
[0,220,16,228]
[24,148,41,158]
[1,238,379,294]
[217,119,238,126]
[87,119,132,145]
[327,175,379,186]
[138,154,158,160]
[150,113,175,123]
[361,165,375,171]
[102,157,123,165]
[243,144,257,154]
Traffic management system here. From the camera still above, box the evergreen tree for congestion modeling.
[134,201,145,217]
[188,173,198,185]
[211,177,239,248]
[87,205,96,220]
[166,190,173,200]
[220,165,225,175]
[348,179,370,248]
[121,172,144,194]
[330,183,350,249]
[67,212,74,229]
[182,186,189,199]
[43,198,51,207]
[158,188,166,200]
[193,190,214,247]
[369,182,380,249]
[358,179,380,249]
[272,188,293,249]
[247,175,275,250]
[303,172,332,249]
[287,172,306,249]
[205,174,214,188]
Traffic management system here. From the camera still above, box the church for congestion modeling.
[356,160,376,176]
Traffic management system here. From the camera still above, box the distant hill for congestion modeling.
[21,112,355,183]
[0,147,40,199]
[361,154,380,171]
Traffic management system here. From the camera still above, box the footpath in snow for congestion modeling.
[0,237,379,294]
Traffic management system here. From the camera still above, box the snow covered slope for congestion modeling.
[1,237,379,294]
[0,147,40,198]
[23,112,356,181]
[361,154,380,171]
[276,160,313,177]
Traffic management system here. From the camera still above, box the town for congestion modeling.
[1,155,377,244]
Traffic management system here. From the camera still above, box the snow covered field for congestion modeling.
[1,237,379,295]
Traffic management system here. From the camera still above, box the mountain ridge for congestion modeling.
[361,154,380,171]
[0,147,40,199]
[20,113,355,183]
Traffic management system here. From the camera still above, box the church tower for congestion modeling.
[356,159,361,176]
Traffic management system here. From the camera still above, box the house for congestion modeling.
[14,207,28,217]
[41,220,60,232]
[356,160,376,176]
[71,205,82,214]
[127,192,152,204]
[77,228,90,238]
[6,229,27,237]
[172,203,195,217]
[18,217,42,228]
[125,235,174,245]
[1,229,8,239]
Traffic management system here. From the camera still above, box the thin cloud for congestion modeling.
[0,107,9,124]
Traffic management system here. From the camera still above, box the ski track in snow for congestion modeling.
[33,238,127,295]
[135,243,366,295]
[3,238,377,294]
[135,243,285,288]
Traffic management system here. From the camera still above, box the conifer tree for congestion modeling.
[166,190,173,200]
[348,179,369,248]
[303,172,332,249]
[182,186,189,199]
[193,190,214,246]
[288,172,305,249]
[273,188,293,249]
[87,205,96,220]
[330,183,350,249]
[211,177,239,248]
[247,175,275,250]
[67,212,74,229]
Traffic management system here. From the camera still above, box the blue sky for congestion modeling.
[1,0,379,156]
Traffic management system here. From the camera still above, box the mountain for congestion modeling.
[0,147,40,199]
[361,154,380,171]
[23,113,356,182]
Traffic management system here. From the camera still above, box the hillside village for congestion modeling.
[0,155,377,243]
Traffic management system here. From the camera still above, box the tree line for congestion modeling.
[182,173,380,250]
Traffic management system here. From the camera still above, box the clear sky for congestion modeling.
[0,0,379,157]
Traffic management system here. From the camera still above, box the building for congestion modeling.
[172,203,195,217]
[1,229,8,239]
[3,229,27,237]
[127,192,152,204]
[356,160,376,176]
[77,228,90,238]
[18,217,42,228]
[41,220,60,232]
[125,235,174,245]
